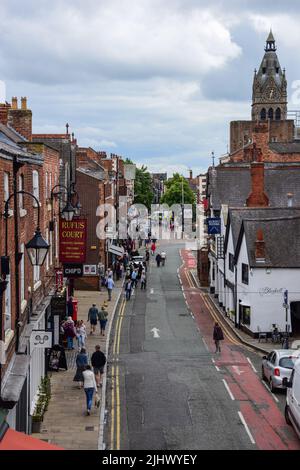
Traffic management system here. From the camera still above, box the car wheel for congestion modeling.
[261,366,266,381]
[285,405,292,425]
[269,378,276,393]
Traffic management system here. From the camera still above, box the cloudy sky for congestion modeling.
[1,0,300,176]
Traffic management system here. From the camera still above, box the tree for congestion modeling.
[160,173,195,207]
[125,159,154,210]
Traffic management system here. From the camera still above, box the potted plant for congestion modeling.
[31,376,51,433]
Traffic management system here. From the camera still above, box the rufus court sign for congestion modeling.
[59,219,87,263]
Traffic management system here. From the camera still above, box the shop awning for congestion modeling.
[0,427,64,450]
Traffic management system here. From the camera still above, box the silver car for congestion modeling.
[262,349,300,392]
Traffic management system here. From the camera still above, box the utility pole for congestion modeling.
[181,176,184,238]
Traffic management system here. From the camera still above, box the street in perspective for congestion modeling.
[1,0,300,456]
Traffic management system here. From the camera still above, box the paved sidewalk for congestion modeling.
[33,282,122,450]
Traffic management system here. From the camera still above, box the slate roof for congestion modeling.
[0,124,43,164]
[208,165,300,210]
[76,167,104,181]
[243,216,300,268]
[226,207,300,252]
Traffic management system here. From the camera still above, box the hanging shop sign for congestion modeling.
[59,219,87,263]
[63,263,83,278]
[30,330,53,349]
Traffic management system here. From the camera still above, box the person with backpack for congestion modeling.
[88,303,99,335]
[63,317,76,350]
[213,322,224,353]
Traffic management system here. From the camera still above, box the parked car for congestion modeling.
[130,255,145,269]
[283,358,300,439]
[261,349,300,392]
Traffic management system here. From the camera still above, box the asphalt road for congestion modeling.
[105,242,258,450]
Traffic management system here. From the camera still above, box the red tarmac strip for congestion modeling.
[180,249,300,450]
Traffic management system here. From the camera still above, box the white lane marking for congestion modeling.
[202,337,209,352]
[215,366,220,372]
[238,411,256,445]
[211,358,215,364]
[247,357,258,373]
[232,365,245,376]
[182,292,186,299]
[222,379,235,401]
[261,381,279,403]
[150,327,160,338]
[177,268,179,274]
[150,288,154,294]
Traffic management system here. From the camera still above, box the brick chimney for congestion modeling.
[255,228,266,262]
[246,145,269,207]
[0,102,11,125]
[7,96,32,140]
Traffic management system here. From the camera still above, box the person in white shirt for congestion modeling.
[161,251,166,266]
[82,365,97,415]
[107,275,115,301]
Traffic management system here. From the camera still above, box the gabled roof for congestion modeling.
[208,164,300,210]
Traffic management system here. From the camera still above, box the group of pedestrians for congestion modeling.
[62,317,87,351]
[124,265,147,300]
[155,250,166,267]
[87,303,109,336]
[73,345,107,416]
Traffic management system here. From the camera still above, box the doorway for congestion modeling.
[290,302,300,337]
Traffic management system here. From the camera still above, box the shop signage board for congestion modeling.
[63,263,83,277]
[108,243,124,256]
[30,330,53,349]
[59,219,87,263]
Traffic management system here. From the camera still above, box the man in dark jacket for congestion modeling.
[91,345,107,387]
[88,304,99,335]
[213,322,224,353]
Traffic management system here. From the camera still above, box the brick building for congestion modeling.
[0,98,60,433]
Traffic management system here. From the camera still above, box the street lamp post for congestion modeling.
[0,189,50,400]
[181,176,185,239]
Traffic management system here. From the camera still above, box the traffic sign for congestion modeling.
[207,218,221,235]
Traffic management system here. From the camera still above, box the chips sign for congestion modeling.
[59,219,87,263]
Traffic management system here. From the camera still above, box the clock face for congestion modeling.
[263,85,280,102]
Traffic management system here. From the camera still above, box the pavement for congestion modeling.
[33,281,122,450]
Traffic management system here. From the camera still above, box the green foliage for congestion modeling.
[32,375,51,422]
[161,173,195,206]
[125,158,154,210]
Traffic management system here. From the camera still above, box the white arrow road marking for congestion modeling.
[232,366,245,376]
[151,328,160,338]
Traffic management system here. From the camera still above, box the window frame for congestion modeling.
[241,263,249,285]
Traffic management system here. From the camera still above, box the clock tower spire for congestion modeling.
[252,31,287,121]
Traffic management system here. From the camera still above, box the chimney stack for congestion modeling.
[0,102,11,125]
[8,96,32,140]
[189,169,193,179]
[246,161,269,207]
[255,228,266,262]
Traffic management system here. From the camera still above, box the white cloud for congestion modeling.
[0,0,241,83]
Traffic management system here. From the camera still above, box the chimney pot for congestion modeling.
[189,170,193,179]
[11,97,18,109]
[21,97,27,110]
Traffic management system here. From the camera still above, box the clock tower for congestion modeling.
[252,31,287,121]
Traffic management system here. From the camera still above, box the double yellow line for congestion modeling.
[110,298,126,450]
[185,269,195,289]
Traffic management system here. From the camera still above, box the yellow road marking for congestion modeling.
[110,298,126,450]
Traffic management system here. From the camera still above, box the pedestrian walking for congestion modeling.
[91,345,107,388]
[82,365,98,415]
[131,269,138,288]
[88,303,99,335]
[76,319,87,350]
[161,251,166,266]
[73,348,88,388]
[98,305,108,336]
[213,322,224,353]
[156,253,162,267]
[107,275,115,301]
[125,279,132,300]
[141,270,147,290]
[63,317,76,350]
[151,242,156,256]
[145,250,150,264]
